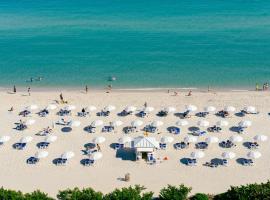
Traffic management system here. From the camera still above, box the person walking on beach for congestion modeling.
[27,87,31,96]
[60,93,64,103]
[144,102,147,108]
[97,144,101,152]
[85,85,88,94]
[13,85,16,93]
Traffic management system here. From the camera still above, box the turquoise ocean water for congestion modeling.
[0,0,270,89]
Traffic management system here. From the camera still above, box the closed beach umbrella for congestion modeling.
[186,105,197,112]
[224,106,236,112]
[45,135,57,143]
[144,106,154,112]
[176,120,189,126]
[247,151,261,159]
[28,104,38,110]
[125,106,136,112]
[87,106,97,112]
[151,120,164,127]
[131,120,143,127]
[65,105,76,111]
[25,119,36,126]
[229,135,243,143]
[204,106,216,112]
[61,151,75,159]
[93,136,106,144]
[254,135,268,142]
[217,120,229,127]
[111,120,123,127]
[239,120,252,128]
[205,136,219,144]
[91,120,103,127]
[197,120,209,127]
[191,151,205,159]
[222,152,236,159]
[69,120,81,127]
[35,151,49,159]
[47,104,57,110]
[164,106,176,113]
[161,136,174,143]
[184,136,198,143]
[90,152,103,161]
[244,106,256,113]
[104,105,116,112]
[118,136,132,144]
[20,136,33,143]
[0,136,11,143]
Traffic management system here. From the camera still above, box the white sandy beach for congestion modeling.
[0,90,269,197]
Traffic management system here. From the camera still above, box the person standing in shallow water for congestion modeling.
[85,85,88,94]
[27,87,31,96]
[13,85,16,93]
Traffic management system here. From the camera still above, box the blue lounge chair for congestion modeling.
[14,143,27,150]
[159,143,167,150]
[27,157,39,164]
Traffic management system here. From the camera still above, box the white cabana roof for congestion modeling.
[132,136,159,149]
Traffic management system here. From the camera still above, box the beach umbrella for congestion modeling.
[25,119,36,126]
[224,106,236,112]
[27,104,38,110]
[205,136,219,144]
[20,136,33,143]
[69,120,81,127]
[191,151,205,159]
[35,151,49,159]
[247,151,261,159]
[204,106,216,112]
[160,136,174,144]
[229,135,243,143]
[254,135,268,142]
[184,136,198,143]
[197,120,209,127]
[239,120,252,128]
[104,105,116,112]
[0,136,11,143]
[91,120,103,127]
[61,151,75,159]
[93,136,106,144]
[111,120,123,127]
[176,120,189,127]
[221,152,236,159]
[164,106,176,113]
[87,106,97,112]
[47,104,57,110]
[44,135,57,143]
[244,106,256,113]
[143,107,154,112]
[217,120,229,127]
[131,120,143,127]
[125,106,136,112]
[118,136,132,144]
[65,105,76,111]
[185,105,197,112]
[90,152,103,161]
[151,120,164,127]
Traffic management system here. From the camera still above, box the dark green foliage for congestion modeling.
[190,193,209,200]
[103,185,153,200]
[24,190,54,200]
[159,184,192,200]
[57,187,103,200]
[0,187,24,200]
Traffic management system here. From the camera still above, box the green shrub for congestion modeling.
[57,187,103,200]
[103,185,153,200]
[190,193,209,200]
[0,187,25,200]
[159,184,192,200]
[24,190,53,200]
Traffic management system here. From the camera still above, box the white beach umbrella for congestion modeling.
[25,119,36,126]
[205,136,219,144]
[151,120,164,127]
[244,106,256,113]
[229,135,243,143]
[0,136,11,143]
[185,104,197,112]
[125,106,137,112]
[164,106,176,113]
[143,106,154,112]
[90,152,103,161]
[221,152,236,159]
[111,120,123,127]
[247,151,261,159]
[184,136,198,143]
[20,136,33,143]
[93,136,106,144]
[35,151,49,159]
[239,120,252,128]
[131,120,143,127]
[176,120,189,127]
[217,120,229,127]
[197,120,209,127]
[224,106,236,112]
[47,104,57,110]
[104,105,116,112]
[44,135,57,143]
[27,104,38,110]
[69,120,81,127]
[160,136,174,144]
[118,136,132,144]
[61,151,75,159]
[204,106,216,112]
[191,151,205,159]
[87,106,97,112]
[254,135,268,142]
[91,120,103,127]
[65,105,76,111]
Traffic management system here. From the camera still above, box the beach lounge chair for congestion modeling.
[193,130,207,136]
[14,143,27,150]
[56,158,67,166]
[27,157,39,164]
[208,126,222,132]
[102,126,114,133]
[38,142,50,149]
[187,158,197,166]
[159,143,167,150]
[169,127,180,135]
[19,110,31,117]
[195,142,208,149]
[114,143,124,150]
[82,159,94,166]
[158,110,168,117]
[197,112,209,118]
[38,109,49,117]
[138,111,147,118]
[221,159,228,166]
